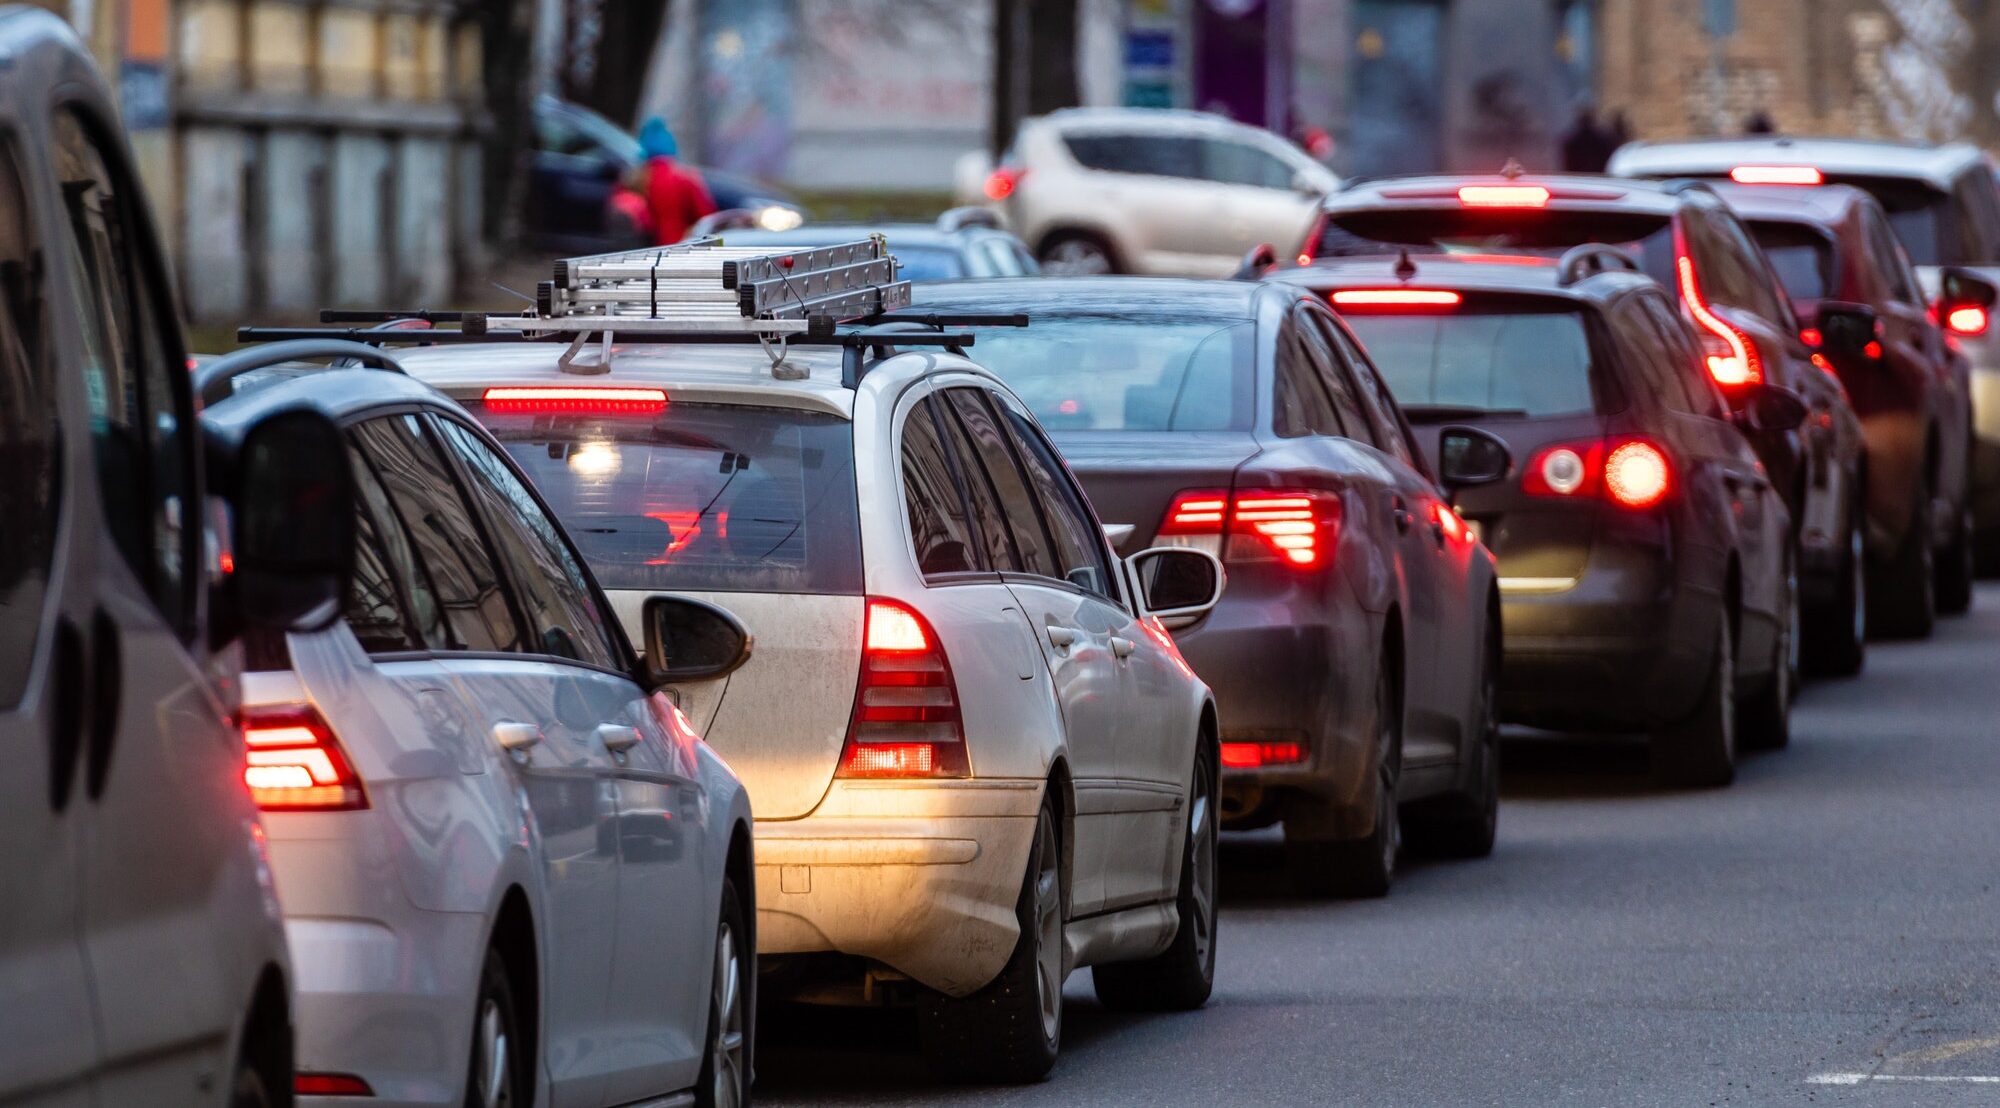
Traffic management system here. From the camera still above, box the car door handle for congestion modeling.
[492,722,543,752]
[1109,636,1135,659]
[1046,625,1080,650]
[597,724,643,754]
[1391,495,1413,534]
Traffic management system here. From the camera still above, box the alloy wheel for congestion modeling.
[1031,813,1064,1043]
[709,922,747,1108]
[1376,670,1402,878]
[1187,752,1217,972]
[474,997,513,1108]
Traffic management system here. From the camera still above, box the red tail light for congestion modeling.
[1730,165,1823,185]
[1799,327,1822,347]
[296,1073,375,1096]
[1159,488,1341,569]
[837,599,968,778]
[482,386,668,415]
[984,165,1027,201]
[1329,288,1462,309]
[1946,305,1989,336]
[1220,740,1307,768]
[1457,184,1551,208]
[243,706,367,811]
[1675,253,1762,387]
[1523,437,1674,510]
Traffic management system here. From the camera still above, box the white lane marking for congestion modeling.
[1808,1073,2000,1085]
[1498,576,1578,594]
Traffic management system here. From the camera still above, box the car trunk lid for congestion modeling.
[1047,431,1264,556]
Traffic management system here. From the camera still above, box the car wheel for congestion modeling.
[1286,660,1400,898]
[1802,506,1866,677]
[1038,233,1117,275]
[1093,738,1217,1011]
[696,878,751,1108]
[1738,552,1795,751]
[1936,505,1975,615]
[1405,623,1500,859]
[919,794,1062,1083]
[466,946,525,1108]
[1651,612,1737,788]
[1868,487,1936,639]
[229,1002,288,1108]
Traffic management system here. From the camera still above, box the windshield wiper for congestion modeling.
[1400,404,1529,423]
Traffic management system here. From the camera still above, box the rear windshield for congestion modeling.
[1746,220,1835,300]
[1317,209,1678,287]
[1340,301,1598,420]
[1825,176,1948,266]
[468,401,863,595]
[960,316,1256,432]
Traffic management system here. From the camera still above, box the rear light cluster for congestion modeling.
[296,1074,374,1096]
[242,706,367,811]
[1220,740,1307,769]
[1523,438,1673,510]
[836,599,969,778]
[1159,488,1342,569]
[1674,253,1762,387]
[1946,305,1990,336]
[482,386,668,415]
[984,165,1028,201]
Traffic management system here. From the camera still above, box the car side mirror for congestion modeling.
[1232,242,1278,281]
[1938,266,1998,310]
[1128,546,1225,629]
[225,409,356,634]
[1436,426,1512,492]
[1814,302,1883,367]
[1734,383,1809,433]
[642,595,753,686]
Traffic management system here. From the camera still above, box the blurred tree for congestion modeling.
[993,0,1081,155]
[563,0,669,127]
[480,0,538,247]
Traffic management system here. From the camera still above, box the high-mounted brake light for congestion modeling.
[1946,305,1990,336]
[243,706,367,811]
[1159,488,1341,568]
[1523,437,1674,510]
[1675,253,1762,386]
[1329,289,1462,309]
[1458,184,1551,207]
[984,165,1028,201]
[482,386,668,415]
[837,599,968,778]
[1730,165,1823,186]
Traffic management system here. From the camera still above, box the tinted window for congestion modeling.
[434,418,621,670]
[1064,131,1200,178]
[1340,299,1600,419]
[1832,176,1951,266]
[347,441,449,651]
[53,108,194,635]
[959,315,1254,431]
[1625,297,1701,415]
[942,389,1061,579]
[0,140,57,707]
[997,401,1117,598]
[1203,137,1293,188]
[1746,220,1834,300]
[1685,206,1788,323]
[472,401,863,595]
[931,393,1022,572]
[1333,332,1420,467]
[1298,311,1372,438]
[1274,321,1345,439]
[900,397,985,578]
[351,416,523,653]
[1861,202,1922,305]
[1316,208,1678,285]
[342,455,423,654]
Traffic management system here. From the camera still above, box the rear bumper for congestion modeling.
[755,778,1043,997]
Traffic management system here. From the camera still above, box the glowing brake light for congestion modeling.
[296,1073,375,1096]
[1730,165,1823,186]
[1603,440,1671,508]
[242,707,366,811]
[1946,305,1990,336]
[1159,488,1341,569]
[984,165,1027,201]
[1220,740,1307,768]
[1329,289,1463,309]
[481,386,668,415]
[1458,184,1551,207]
[838,599,968,778]
[1523,437,1674,510]
[1675,253,1762,386]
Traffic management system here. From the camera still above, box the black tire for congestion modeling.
[1869,489,1936,639]
[1405,623,1500,860]
[1936,505,1975,615]
[465,946,526,1108]
[229,1064,274,1108]
[696,878,752,1108]
[1037,231,1118,275]
[1802,506,1867,677]
[1093,740,1217,1011]
[1652,613,1737,788]
[919,795,1063,1084]
[1286,661,1400,898]
[1975,524,2000,577]
[230,998,289,1108]
[1738,553,1796,752]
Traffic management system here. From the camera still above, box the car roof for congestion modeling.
[1704,181,1874,226]
[1037,106,1247,132]
[1269,253,1653,304]
[200,362,457,433]
[914,275,1269,320]
[1326,173,1688,216]
[718,225,966,251]
[1610,137,1987,190]
[393,341,869,417]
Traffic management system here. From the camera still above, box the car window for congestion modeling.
[433,417,621,670]
[351,415,524,654]
[1861,202,1922,306]
[995,398,1118,599]
[889,245,966,281]
[1316,208,1680,287]
[941,388,1063,579]
[346,440,449,652]
[0,139,57,707]
[1686,205,1788,324]
[1202,137,1294,189]
[1321,317,1420,468]
[1274,313,1351,440]
[1959,170,2000,264]
[1835,176,1951,266]
[1299,310,1374,438]
[1064,131,1201,179]
[52,108,195,637]
[1336,297,1600,420]
[1746,220,1835,301]
[900,396,986,578]
[1951,172,1998,264]
[952,314,1254,432]
[931,391,1023,573]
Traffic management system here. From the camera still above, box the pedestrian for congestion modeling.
[633,116,716,245]
[1744,109,1777,135]
[1559,105,1618,173]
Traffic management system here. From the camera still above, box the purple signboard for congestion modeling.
[1193,0,1288,130]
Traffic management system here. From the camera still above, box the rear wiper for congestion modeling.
[1400,404,1529,423]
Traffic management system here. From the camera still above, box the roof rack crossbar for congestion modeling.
[318,309,469,324]
[234,325,976,350]
[194,339,406,405]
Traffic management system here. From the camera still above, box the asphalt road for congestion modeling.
[755,584,2000,1107]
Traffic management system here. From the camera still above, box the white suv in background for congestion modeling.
[959,107,1339,277]
[401,330,1225,1083]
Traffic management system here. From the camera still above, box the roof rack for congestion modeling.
[194,339,407,406]
[1556,244,1641,286]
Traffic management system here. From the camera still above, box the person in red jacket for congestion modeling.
[635,116,716,244]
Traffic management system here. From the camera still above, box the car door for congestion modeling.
[1200,132,1321,265]
[0,132,98,1108]
[50,104,272,1104]
[431,412,712,1100]
[1063,128,1235,274]
[933,385,1128,914]
[350,412,624,1107]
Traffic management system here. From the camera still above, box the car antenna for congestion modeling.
[1499,158,1526,180]
[1394,249,1418,282]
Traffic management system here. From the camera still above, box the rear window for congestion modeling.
[1824,176,1948,265]
[1339,300,1599,420]
[1317,208,1678,287]
[960,315,1256,432]
[1746,220,1835,300]
[890,246,967,281]
[469,400,863,595]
